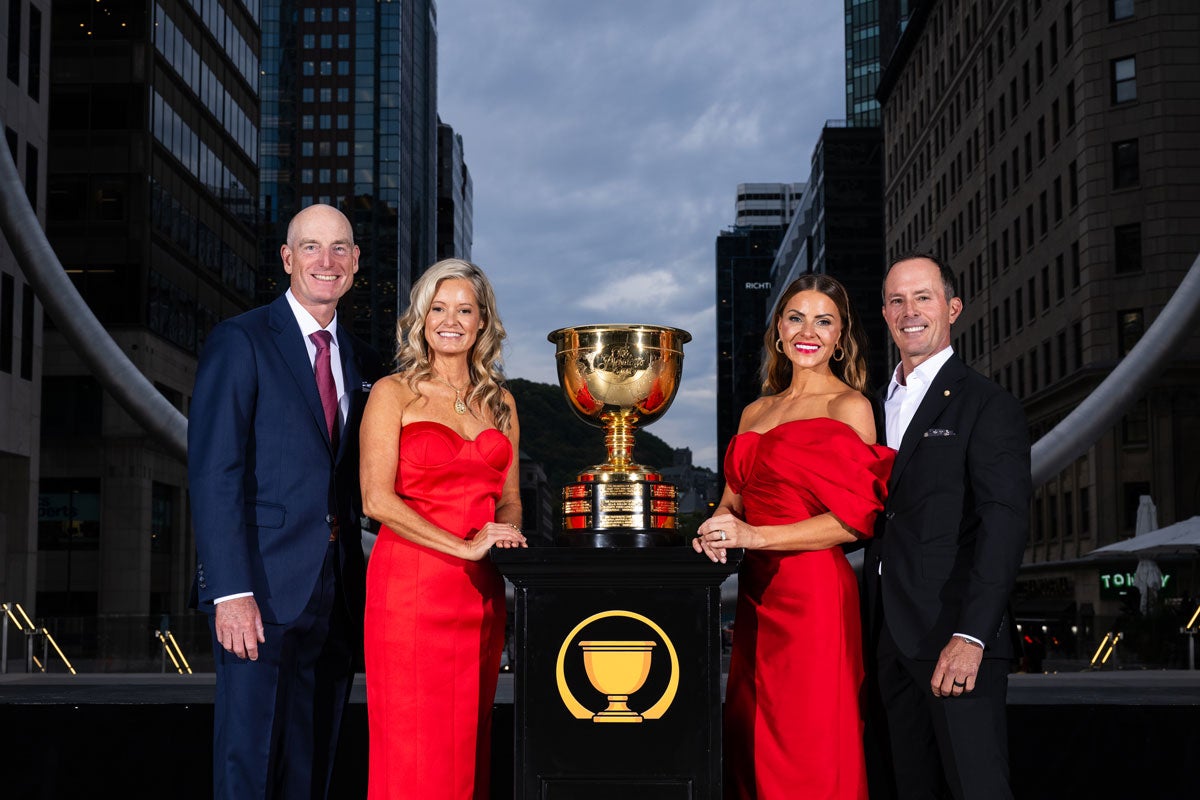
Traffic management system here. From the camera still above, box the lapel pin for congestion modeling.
[943,389,951,397]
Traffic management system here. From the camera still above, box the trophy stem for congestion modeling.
[602,410,638,472]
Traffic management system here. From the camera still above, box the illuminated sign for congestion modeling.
[1098,570,1173,600]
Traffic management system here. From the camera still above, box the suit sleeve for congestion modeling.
[188,322,258,604]
[959,389,1032,643]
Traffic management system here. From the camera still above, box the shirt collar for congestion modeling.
[887,346,954,399]
[285,289,339,346]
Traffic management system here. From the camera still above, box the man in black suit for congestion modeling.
[863,253,1031,800]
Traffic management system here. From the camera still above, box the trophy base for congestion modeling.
[555,528,681,548]
[558,474,682,547]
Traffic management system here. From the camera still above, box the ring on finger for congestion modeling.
[952,679,966,688]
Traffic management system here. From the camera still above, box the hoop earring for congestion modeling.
[775,338,784,353]
[833,346,846,362]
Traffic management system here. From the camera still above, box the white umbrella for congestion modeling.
[1132,495,1162,614]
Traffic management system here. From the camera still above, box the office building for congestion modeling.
[769,125,888,389]
[259,0,438,353]
[715,183,803,471]
[0,0,47,615]
[436,118,473,261]
[38,1,260,629]
[876,0,1200,635]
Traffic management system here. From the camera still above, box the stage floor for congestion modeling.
[2,670,1197,799]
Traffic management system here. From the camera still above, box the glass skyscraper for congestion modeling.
[259,0,438,355]
[40,0,261,623]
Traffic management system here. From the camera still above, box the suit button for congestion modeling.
[325,513,336,525]
[886,511,895,520]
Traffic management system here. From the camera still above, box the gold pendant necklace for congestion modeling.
[431,375,469,415]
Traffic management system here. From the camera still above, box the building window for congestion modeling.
[17,285,33,374]
[37,477,102,564]
[27,5,41,101]
[1122,401,1148,446]
[1114,224,1142,274]
[6,0,20,84]
[1066,80,1076,127]
[1080,486,1091,537]
[1063,4,1074,48]
[151,483,175,555]
[1068,161,1078,207]
[24,143,37,208]
[1112,57,1136,103]
[1111,0,1135,22]
[1118,309,1144,356]
[0,272,12,373]
[1113,139,1139,188]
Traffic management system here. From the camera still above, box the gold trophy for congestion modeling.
[547,324,691,546]
[578,640,657,722]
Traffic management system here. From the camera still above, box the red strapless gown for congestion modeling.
[364,420,513,799]
[722,418,893,800]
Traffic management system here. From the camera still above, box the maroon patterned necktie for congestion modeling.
[310,330,339,450]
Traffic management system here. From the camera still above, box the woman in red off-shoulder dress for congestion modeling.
[695,274,895,800]
[360,259,526,799]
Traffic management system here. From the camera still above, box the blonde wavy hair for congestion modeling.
[760,274,870,395]
[394,259,513,432]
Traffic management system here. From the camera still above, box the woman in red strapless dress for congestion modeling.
[360,260,526,800]
[695,275,895,800]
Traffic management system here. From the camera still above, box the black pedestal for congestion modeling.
[492,546,741,800]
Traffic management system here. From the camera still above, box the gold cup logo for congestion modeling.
[578,641,657,723]
[556,610,679,723]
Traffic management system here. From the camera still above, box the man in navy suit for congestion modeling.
[863,253,1031,800]
[189,204,383,798]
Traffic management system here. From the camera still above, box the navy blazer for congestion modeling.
[864,354,1031,661]
[188,293,382,627]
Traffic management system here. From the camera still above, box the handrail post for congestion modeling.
[2,603,9,674]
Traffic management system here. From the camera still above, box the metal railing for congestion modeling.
[1089,631,1122,670]
[154,627,193,675]
[1,602,77,675]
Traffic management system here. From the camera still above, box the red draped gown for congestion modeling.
[364,420,513,799]
[722,418,894,800]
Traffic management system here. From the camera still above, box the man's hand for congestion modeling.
[931,636,984,697]
[214,596,266,661]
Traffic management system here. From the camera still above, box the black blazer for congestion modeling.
[864,354,1031,661]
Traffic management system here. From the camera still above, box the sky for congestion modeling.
[436,1,847,469]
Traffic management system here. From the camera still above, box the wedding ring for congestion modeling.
[952,679,966,687]
[718,530,727,541]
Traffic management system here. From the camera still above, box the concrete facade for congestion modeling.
[877,0,1200,642]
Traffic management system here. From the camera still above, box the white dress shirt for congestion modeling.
[884,346,955,450]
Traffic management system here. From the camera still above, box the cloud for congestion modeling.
[437,0,847,468]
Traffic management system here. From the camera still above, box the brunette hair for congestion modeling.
[760,273,870,395]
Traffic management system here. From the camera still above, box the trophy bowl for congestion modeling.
[547,324,691,545]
